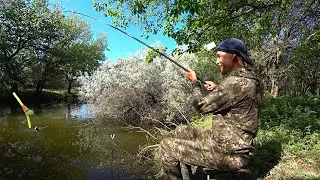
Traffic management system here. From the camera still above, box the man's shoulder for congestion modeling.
[220,68,259,95]
[228,68,257,78]
[225,68,259,84]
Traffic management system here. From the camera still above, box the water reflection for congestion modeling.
[0,104,151,179]
[68,104,95,120]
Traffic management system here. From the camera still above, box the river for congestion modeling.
[0,104,153,179]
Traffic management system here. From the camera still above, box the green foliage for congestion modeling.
[286,29,320,94]
[249,127,319,179]
[191,114,212,129]
[0,0,63,91]
[260,94,320,133]
[57,30,107,93]
[255,126,319,162]
[251,95,320,178]
[194,50,222,82]
[94,0,318,49]
[145,49,157,64]
[144,47,167,64]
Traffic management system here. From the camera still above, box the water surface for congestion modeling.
[0,104,151,179]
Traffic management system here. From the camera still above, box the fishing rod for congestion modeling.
[65,11,212,84]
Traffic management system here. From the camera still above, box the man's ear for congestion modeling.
[232,54,237,62]
[235,56,245,67]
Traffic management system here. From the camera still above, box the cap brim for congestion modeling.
[216,47,253,65]
[239,52,253,65]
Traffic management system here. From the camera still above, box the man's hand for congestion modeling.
[204,81,217,91]
[185,70,197,82]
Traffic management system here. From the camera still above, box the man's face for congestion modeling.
[216,51,235,74]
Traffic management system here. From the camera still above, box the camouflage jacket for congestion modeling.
[192,68,262,153]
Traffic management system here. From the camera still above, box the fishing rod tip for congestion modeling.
[203,41,216,51]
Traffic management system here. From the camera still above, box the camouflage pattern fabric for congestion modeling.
[159,68,262,178]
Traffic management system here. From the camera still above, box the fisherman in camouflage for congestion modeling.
[159,38,262,179]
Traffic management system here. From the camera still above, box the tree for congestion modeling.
[289,30,320,94]
[59,33,107,93]
[0,0,65,92]
[78,41,220,124]
[0,0,107,95]
[27,14,91,94]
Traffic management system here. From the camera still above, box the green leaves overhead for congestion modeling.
[144,47,167,64]
[94,0,318,49]
[145,49,158,64]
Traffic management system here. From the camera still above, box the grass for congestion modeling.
[250,127,319,179]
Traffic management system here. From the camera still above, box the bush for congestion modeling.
[78,51,214,125]
[260,94,320,134]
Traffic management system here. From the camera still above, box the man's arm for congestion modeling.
[185,70,240,114]
[192,77,237,114]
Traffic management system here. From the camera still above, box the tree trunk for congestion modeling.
[36,81,44,93]
[67,80,73,94]
[270,78,279,96]
[11,82,18,92]
[34,81,44,107]
[271,34,281,97]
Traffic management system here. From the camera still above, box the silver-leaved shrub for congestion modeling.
[78,47,215,125]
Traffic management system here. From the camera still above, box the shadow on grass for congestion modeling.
[188,139,282,180]
[248,139,283,179]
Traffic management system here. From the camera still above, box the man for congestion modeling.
[159,38,262,179]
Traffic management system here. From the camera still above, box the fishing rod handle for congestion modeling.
[197,76,207,85]
[185,69,207,85]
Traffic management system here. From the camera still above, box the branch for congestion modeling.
[126,125,158,140]
[242,2,280,10]
[137,144,159,160]
[174,105,190,124]
[193,1,280,46]
[8,37,23,59]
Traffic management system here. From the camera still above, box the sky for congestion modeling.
[48,0,177,61]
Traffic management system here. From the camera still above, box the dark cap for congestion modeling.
[216,38,253,65]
